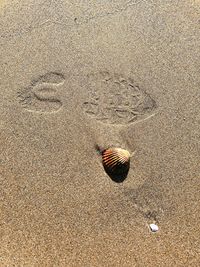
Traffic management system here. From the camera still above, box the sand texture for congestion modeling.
[0,0,200,266]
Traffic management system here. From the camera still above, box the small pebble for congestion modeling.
[149,223,159,232]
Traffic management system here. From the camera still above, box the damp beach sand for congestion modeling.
[0,0,200,266]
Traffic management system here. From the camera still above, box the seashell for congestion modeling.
[96,145,131,183]
[149,223,159,232]
[102,148,130,170]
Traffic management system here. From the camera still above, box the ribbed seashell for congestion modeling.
[96,146,131,182]
[102,148,130,170]
[95,144,133,183]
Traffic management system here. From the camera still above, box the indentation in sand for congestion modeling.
[83,71,157,125]
[17,72,65,113]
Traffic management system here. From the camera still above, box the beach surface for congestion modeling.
[0,0,200,266]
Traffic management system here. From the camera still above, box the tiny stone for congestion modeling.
[149,223,159,232]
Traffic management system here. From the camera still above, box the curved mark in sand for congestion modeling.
[83,71,157,125]
[17,72,65,113]
[73,0,146,24]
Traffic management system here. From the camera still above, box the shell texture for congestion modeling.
[102,148,130,170]
[95,145,131,182]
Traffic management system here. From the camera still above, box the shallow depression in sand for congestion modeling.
[83,71,157,125]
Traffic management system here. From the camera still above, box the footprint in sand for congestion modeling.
[83,71,157,125]
[17,72,65,113]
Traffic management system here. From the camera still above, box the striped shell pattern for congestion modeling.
[102,148,130,170]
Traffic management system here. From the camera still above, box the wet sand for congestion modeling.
[0,0,200,266]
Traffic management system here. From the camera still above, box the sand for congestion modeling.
[0,0,200,266]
